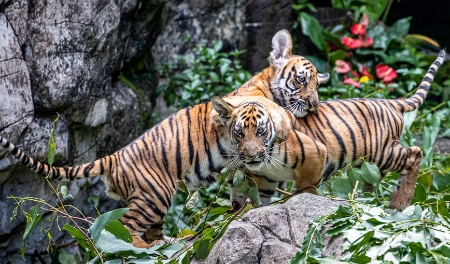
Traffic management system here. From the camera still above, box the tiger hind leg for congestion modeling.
[120,202,166,248]
[389,146,422,211]
[144,219,166,246]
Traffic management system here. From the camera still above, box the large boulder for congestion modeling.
[193,193,347,264]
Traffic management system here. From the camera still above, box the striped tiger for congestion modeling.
[0,95,326,248]
[212,96,327,211]
[228,29,330,118]
[229,29,446,210]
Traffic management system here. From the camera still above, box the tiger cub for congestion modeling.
[230,29,447,210]
[228,29,330,118]
[212,96,327,210]
[0,95,326,248]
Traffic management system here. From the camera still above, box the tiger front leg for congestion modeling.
[227,170,247,211]
[227,171,278,210]
[250,174,278,206]
[288,131,327,196]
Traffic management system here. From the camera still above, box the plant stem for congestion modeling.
[381,0,394,24]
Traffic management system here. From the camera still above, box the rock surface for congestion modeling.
[193,193,347,264]
[0,0,165,262]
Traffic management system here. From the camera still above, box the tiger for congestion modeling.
[228,28,447,211]
[228,29,330,118]
[0,95,327,248]
[212,96,327,210]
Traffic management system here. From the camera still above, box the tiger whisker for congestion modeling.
[264,159,276,176]
[266,155,286,169]
[221,143,239,154]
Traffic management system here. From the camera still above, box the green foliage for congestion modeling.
[21,205,43,259]
[293,0,442,106]
[292,203,450,263]
[47,113,59,168]
[157,40,252,109]
[291,103,450,263]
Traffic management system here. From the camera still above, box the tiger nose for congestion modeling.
[241,144,260,160]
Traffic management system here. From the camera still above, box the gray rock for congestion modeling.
[193,193,347,264]
[0,12,34,149]
[0,0,160,262]
[151,0,247,68]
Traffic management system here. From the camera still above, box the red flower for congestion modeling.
[335,60,351,73]
[343,76,360,88]
[327,40,338,52]
[350,14,369,37]
[341,36,372,49]
[361,37,373,48]
[362,13,369,26]
[341,37,363,49]
[376,64,398,84]
[360,65,374,80]
[350,23,366,36]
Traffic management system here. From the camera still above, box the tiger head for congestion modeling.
[211,96,291,171]
[269,29,329,118]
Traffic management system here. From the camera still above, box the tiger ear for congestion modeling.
[211,96,234,121]
[318,73,330,84]
[270,29,293,68]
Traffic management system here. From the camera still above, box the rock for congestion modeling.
[151,0,247,69]
[193,193,347,264]
[0,0,164,262]
[0,12,34,150]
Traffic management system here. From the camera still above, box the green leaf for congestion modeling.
[213,40,223,52]
[233,171,249,195]
[178,249,194,264]
[47,113,60,168]
[387,17,411,45]
[94,229,163,256]
[177,228,196,239]
[186,191,200,209]
[300,12,326,51]
[21,205,43,259]
[248,186,261,206]
[63,224,89,249]
[61,186,68,198]
[208,206,230,215]
[209,71,219,82]
[437,198,450,218]
[412,183,427,203]
[159,243,184,258]
[360,162,380,186]
[326,221,354,236]
[330,177,353,199]
[368,25,389,50]
[327,50,346,67]
[347,168,365,193]
[219,63,230,77]
[89,208,129,242]
[194,238,211,259]
[104,220,132,243]
[178,180,190,194]
[58,250,78,264]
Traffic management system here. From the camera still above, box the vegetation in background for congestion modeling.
[293,0,445,109]
[157,40,252,109]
